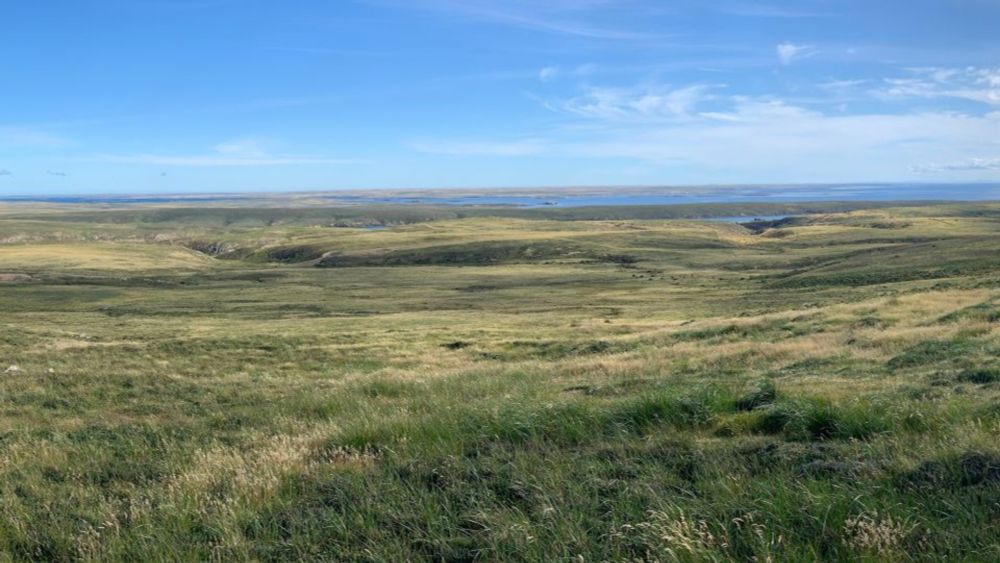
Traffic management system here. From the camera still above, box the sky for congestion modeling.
[2,0,1000,194]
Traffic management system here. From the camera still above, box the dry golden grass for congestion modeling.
[0,243,214,270]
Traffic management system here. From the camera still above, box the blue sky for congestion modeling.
[2,0,999,194]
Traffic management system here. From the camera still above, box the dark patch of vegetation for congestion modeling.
[868,221,912,229]
[853,315,892,329]
[887,339,974,370]
[598,253,639,265]
[183,240,241,257]
[735,380,778,411]
[480,339,623,361]
[358,379,421,399]
[957,368,1000,384]
[896,452,1000,489]
[317,240,586,267]
[938,302,1000,324]
[741,216,805,234]
[750,400,889,441]
[260,245,326,263]
[675,321,774,341]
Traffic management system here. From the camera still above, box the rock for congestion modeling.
[4,365,20,373]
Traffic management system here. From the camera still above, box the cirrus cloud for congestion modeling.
[559,84,720,120]
[912,157,1000,173]
[776,42,816,65]
[874,67,1000,106]
[93,138,359,167]
[0,127,72,149]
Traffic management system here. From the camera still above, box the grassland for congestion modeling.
[0,200,998,561]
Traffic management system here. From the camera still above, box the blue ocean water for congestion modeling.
[2,183,997,207]
[361,183,999,208]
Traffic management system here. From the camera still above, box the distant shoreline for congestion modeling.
[1,182,998,207]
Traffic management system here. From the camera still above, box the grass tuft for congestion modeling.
[735,379,778,411]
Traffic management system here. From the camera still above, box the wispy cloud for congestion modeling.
[94,138,357,167]
[96,154,354,167]
[699,97,816,122]
[46,170,68,177]
[0,169,12,176]
[0,127,72,149]
[414,77,1000,181]
[821,79,869,91]
[720,2,828,18]
[558,84,720,120]
[912,157,1000,173]
[368,0,668,41]
[411,138,549,157]
[874,67,1000,106]
[539,66,558,82]
[211,138,271,159]
[776,42,817,65]
[878,77,940,98]
[268,46,391,57]
[129,0,237,9]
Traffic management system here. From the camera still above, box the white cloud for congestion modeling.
[560,85,719,120]
[912,157,1000,173]
[700,97,816,122]
[821,79,868,91]
[776,42,816,65]
[878,78,938,98]
[539,66,558,82]
[414,80,1000,181]
[95,138,356,167]
[874,67,1000,106]
[561,111,1000,180]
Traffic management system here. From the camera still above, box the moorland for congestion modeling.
[0,199,998,561]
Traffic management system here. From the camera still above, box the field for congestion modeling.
[0,200,998,561]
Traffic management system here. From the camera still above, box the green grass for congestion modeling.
[0,200,998,561]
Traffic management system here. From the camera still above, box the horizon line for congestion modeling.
[2,180,1000,200]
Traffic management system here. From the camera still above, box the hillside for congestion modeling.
[0,201,997,561]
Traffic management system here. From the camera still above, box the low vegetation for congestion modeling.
[0,200,997,561]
